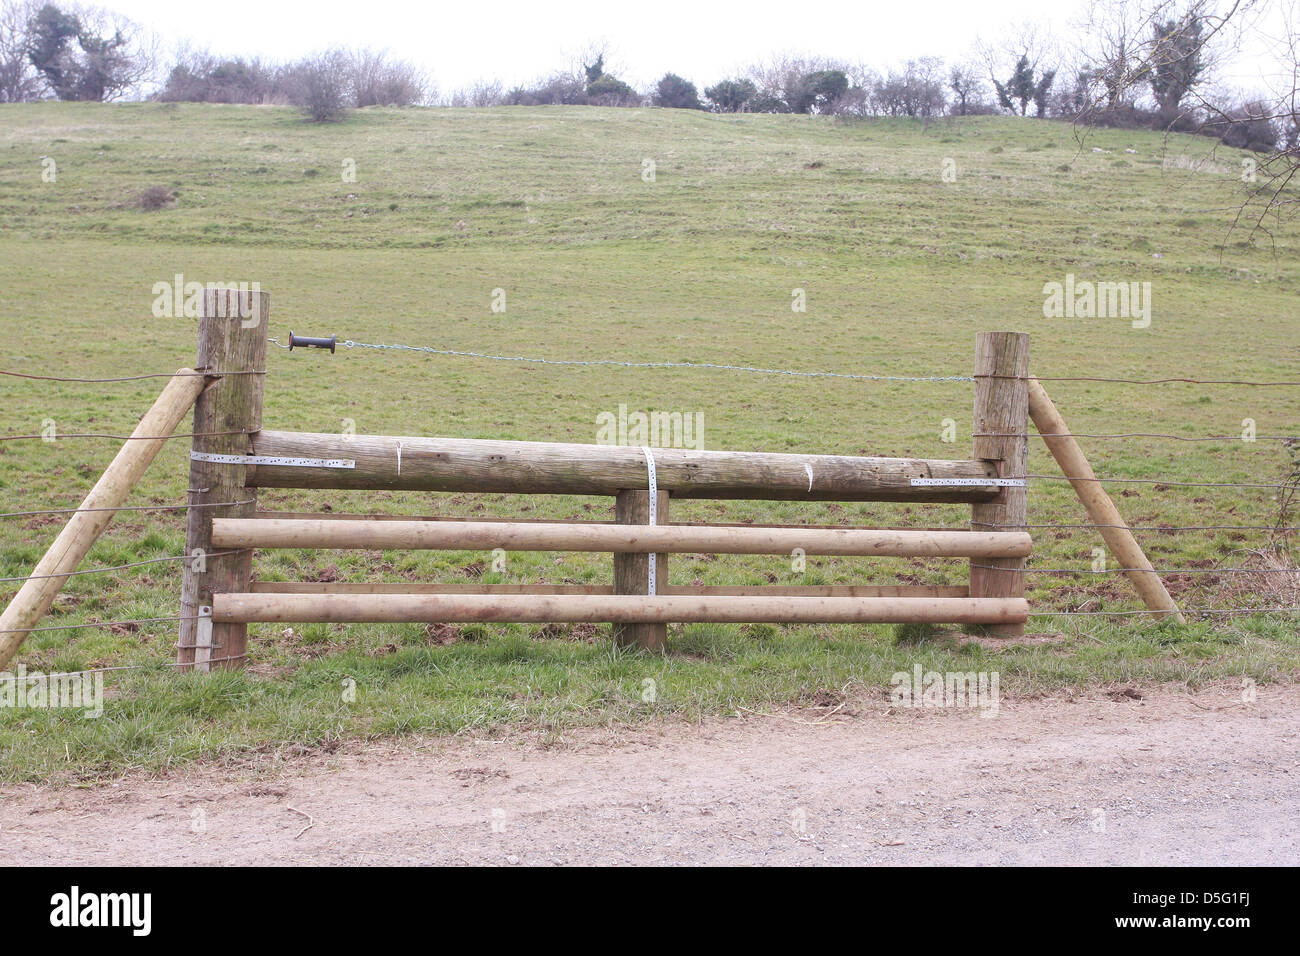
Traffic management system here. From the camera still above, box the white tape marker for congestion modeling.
[641,446,658,595]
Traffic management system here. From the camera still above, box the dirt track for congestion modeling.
[2,682,1297,866]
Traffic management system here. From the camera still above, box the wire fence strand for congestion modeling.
[1018,474,1290,489]
[335,340,1300,389]
[0,500,254,520]
[0,369,263,383]
[4,615,196,634]
[979,431,1298,443]
[340,340,974,382]
[0,654,249,683]
[0,550,242,585]
[0,430,248,443]
[1030,606,1300,616]
[972,563,1299,575]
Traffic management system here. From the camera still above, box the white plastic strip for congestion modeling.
[910,477,1026,487]
[194,606,213,674]
[190,452,355,469]
[641,446,658,596]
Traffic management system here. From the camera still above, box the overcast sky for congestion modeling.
[103,0,1290,96]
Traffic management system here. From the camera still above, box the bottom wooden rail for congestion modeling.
[212,592,1027,625]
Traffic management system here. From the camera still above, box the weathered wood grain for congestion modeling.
[244,431,1003,502]
[213,592,1030,625]
[969,331,1030,637]
[212,517,1033,557]
[178,288,269,669]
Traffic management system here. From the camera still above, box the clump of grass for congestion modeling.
[893,621,944,645]
[135,186,175,211]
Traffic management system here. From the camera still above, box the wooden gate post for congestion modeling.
[970,331,1030,636]
[612,489,669,651]
[178,288,269,670]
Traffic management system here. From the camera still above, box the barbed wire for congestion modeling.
[333,339,1300,391]
[0,500,254,520]
[340,340,974,382]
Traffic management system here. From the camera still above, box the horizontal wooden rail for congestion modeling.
[214,518,1032,558]
[254,511,986,533]
[212,593,1028,625]
[248,582,970,597]
[243,431,1002,502]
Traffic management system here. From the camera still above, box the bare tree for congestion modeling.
[978,22,1060,116]
[873,58,947,117]
[350,48,428,107]
[448,79,505,107]
[23,2,157,101]
[949,61,985,115]
[1076,0,1145,112]
[1063,1,1300,242]
[1070,0,1248,125]
[279,48,351,121]
[0,0,41,101]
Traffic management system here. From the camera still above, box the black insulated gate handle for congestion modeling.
[288,332,337,353]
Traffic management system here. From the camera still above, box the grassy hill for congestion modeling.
[0,102,1297,780]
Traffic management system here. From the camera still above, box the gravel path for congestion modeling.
[2,681,1296,865]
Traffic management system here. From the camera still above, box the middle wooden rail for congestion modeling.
[212,517,1033,558]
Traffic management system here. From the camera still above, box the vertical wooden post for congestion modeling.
[178,288,269,670]
[612,489,669,651]
[970,331,1029,637]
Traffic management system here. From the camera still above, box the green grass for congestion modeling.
[0,102,1297,782]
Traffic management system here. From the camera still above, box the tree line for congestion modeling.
[0,0,1286,152]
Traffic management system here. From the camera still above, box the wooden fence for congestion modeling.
[172,289,1035,668]
[0,287,1187,674]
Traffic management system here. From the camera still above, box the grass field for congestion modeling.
[1,101,1298,782]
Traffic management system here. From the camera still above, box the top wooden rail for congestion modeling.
[242,431,1003,502]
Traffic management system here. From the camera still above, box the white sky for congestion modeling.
[103,0,1291,96]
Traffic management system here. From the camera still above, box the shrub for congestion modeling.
[586,73,637,104]
[135,186,174,210]
[350,49,427,107]
[653,73,703,110]
[282,49,351,122]
[704,77,756,112]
